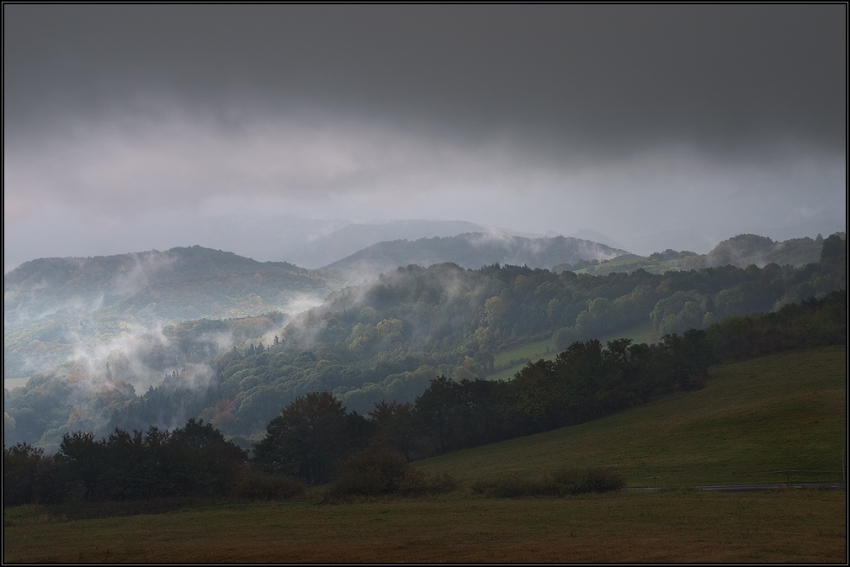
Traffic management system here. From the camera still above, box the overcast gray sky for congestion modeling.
[4,4,846,272]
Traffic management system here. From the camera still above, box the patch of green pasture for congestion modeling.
[491,336,557,371]
[574,256,650,274]
[487,321,659,382]
[418,346,847,488]
[574,257,682,276]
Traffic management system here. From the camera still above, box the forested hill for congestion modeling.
[6,245,314,293]
[4,246,341,380]
[704,233,839,268]
[5,245,337,329]
[324,233,627,279]
[572,232,844,276]
[4,233,844,451]
[282,220,489,269]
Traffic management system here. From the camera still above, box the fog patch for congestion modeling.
[110,250,177,296]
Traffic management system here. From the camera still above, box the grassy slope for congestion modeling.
[574,257,682,276]
[418,346,847,487]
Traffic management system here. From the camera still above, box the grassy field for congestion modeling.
[419,346,847,487]
[4,346,846,563]
[492,335,557,367]
[488,321,659,382]
[4,490,845,563]
[574,257,682,276]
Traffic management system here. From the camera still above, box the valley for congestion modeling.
[3,231,845,452]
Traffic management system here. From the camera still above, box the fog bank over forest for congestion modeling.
[4,229,844,451]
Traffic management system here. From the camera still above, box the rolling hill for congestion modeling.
[5,245,336,325]
[325,232,628,280]
[414,345,847,487]
[281,220,490,268]
[3,246,340,379]
[569,233,844,276]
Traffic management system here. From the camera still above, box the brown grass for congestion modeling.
[4,490,845,563]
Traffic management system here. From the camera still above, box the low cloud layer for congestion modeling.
[4,5,846,271]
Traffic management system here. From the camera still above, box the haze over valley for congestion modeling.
[4,224,845,449]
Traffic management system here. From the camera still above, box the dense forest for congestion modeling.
[4,288,845,506]
[8,232,830,383]
[4,246,339,380]
[568,233,837,276]
[5,233,844,451]
[325,232,627,279]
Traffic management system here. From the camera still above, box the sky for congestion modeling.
[4,4,847,273]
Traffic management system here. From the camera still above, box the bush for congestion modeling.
[397,468,458,496]
[548,467,626,495]
[330,447,409,497]
[234,469,305,500]
[330,447,459,498]
[470,476,558,498]
[472,468,625,498]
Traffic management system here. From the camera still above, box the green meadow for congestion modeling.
[420,345,846,487]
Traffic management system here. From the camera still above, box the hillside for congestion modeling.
[571,232,844,276]
[414,346,847,487]
[569,229,624,250]
[325,232,628,279]
[4,246,340,379]
[282,220,489,269]
[5,245,335,325]
[5,244,843,451]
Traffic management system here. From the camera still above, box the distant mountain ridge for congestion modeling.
[324,232,628,279]
[704,233,836,268]
[4,246,338,379]
[571,232,845,276]
[281,220,490,268]
[5,246,332,327]
[6,245,306,292]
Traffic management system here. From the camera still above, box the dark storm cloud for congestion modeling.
[5,4,845,154]
[3,4,846,271]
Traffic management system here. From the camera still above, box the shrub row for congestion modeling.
[329,447,458,498]
[234,469,306,500]
[470,467,626,498]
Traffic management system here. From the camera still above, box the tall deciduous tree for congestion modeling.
[252,392,355,485]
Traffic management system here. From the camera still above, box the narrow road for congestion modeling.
[627,482,846,493]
